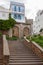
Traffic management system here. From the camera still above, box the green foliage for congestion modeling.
[40,28,43,32]
[9,18,16,28]
[27,35,43,48]
[0,13,16,30]
[9,13,11,19]
[26,36,30,40]
[6,35,18,40]
[0,32,2,37]
[33,35,37,37]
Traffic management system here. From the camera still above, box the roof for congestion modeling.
[25,18,33,24]
[0,6,9,10]
[10,1,24,7]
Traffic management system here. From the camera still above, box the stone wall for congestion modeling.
[23,38,43,60]
[12,23,32,38]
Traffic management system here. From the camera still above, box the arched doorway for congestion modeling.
[13,26,19,37]
[23,27,29,37]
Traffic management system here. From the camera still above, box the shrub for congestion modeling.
[26,36,30,40]
[27,35,43,48]
[0,13,16,31]
[33,35,37,37]
[40,28,43,32]
[0,32,2,37]
[6,35,18,40]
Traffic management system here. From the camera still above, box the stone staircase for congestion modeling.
[8,40,43,65]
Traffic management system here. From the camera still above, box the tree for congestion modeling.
[0,13,16,31]
[40,29,43,32]
[0,13,16,35]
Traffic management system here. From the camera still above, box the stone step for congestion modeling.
[9,50,32,51]
[10,52,33,54]
[10,54,38,57]
[8,40,43,65]
[9,59,42,63]
[10,50,33,51]
[10,55,38,58]
[0,58,2,59]
[9,62,43,65]
[10,52,34,54]
[9,57,40,60]
[10,51,35,54]
[0,63,3,65]
[10,53,37,56]
[0,59,3,63]
[10,53,35,55]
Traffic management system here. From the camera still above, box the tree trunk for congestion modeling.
[8,28,12,37]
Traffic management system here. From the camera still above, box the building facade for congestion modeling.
[0,6,9,20]
[0,2,33,38]
[12,23,30,38]
[33,10,43,34]
[10,1,25,23]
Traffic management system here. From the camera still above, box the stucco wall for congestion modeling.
[0,12,9,20]
[13,23,32,38]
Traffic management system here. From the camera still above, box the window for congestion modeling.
[21,6,24,12]
[18,6,24,12]
[11,5,14,11]
[19,7,21,12]
[21,15,24,20]
[14,6,16,11]
[2,13,5,17]
[18,15,21,19]
[14,14,17,19]
[14,14,22,20]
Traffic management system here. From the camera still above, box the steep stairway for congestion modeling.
[8,40,43,65]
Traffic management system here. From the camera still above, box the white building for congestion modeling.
[10,1,25,23]
[0,6,10,20]
[0,2,25,23]
[33,10,43,34]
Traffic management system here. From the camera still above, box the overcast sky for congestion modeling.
[0,0,43,20]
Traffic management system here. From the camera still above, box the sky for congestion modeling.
[0,0,43,20]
